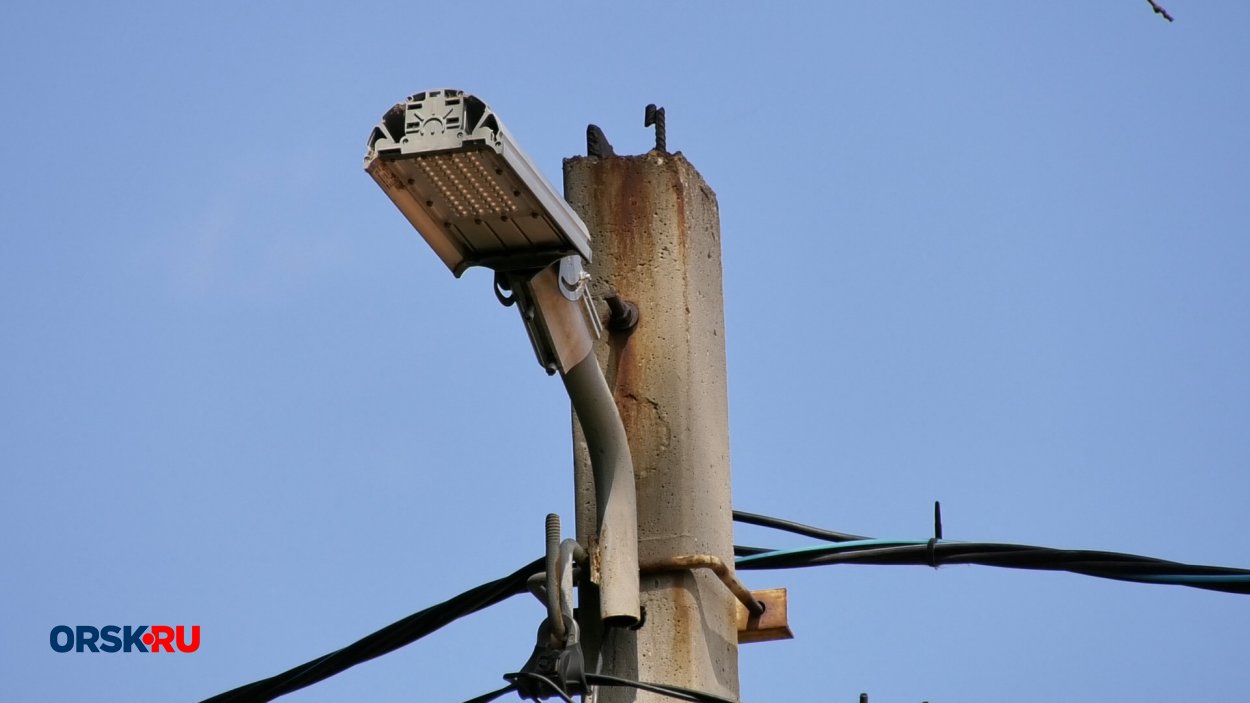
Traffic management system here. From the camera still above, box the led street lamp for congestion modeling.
[365,89,592,277]
[363,89,641,627]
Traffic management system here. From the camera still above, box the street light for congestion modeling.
[365,89,591,277]
[364,89,640,627]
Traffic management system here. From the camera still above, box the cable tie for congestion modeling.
[928,500,943,568]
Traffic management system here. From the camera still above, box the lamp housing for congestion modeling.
[365,89,592,277]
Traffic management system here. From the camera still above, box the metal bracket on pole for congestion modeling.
[508,257,597,375]
[639,556,793,644]
[734,588,793,644]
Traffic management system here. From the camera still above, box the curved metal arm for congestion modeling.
[562,353,640,626]
[512,260,640,627]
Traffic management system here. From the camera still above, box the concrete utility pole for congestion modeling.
[566,140,739,702]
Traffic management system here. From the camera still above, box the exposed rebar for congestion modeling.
[644,104,666,153]
[587,124,617,158]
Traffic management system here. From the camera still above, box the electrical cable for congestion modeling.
[507,673,576,703]
[586,673,739,703]
[732,509,868,542]
[199,557,544,703]
[733,516,1250,595]
[461,683,518,703]
[206,507,1250,703]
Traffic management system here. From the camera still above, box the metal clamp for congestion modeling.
[514,515,590,700]
[507,257,601,376]
[509,615,586,701]
[535,515,587,646]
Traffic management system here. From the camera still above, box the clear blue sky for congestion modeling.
[3,2,1248,702]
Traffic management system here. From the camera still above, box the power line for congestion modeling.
[460,673,740,703]
[461,684,518,703]
[199,557,543,703]
[733,511,1250,594]
[203,510,1250,702]
[732,510,869,543]
[586,673,739,703]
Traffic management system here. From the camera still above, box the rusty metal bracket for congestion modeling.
[736,588,792,644]
[639,554,764,617]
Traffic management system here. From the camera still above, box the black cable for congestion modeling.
[733,509,869,543]
[206,505,1250,703]
[586,673,739,703]
[509,672,575,703]
[736,538,1250,595]
[461,683,517,703]
[200,557,544,703]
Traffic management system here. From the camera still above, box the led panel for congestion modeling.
[365,89,591,276]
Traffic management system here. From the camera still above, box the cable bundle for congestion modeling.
[732,510,1250,595]
[202,509,1250,703]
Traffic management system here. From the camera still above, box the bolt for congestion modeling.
[604,292,640,332]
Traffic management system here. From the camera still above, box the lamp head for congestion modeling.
[365,89,592,277]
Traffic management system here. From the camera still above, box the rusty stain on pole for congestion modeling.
[566,150,738,702]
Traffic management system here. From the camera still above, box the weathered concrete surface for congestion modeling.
[565,152,738,703]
